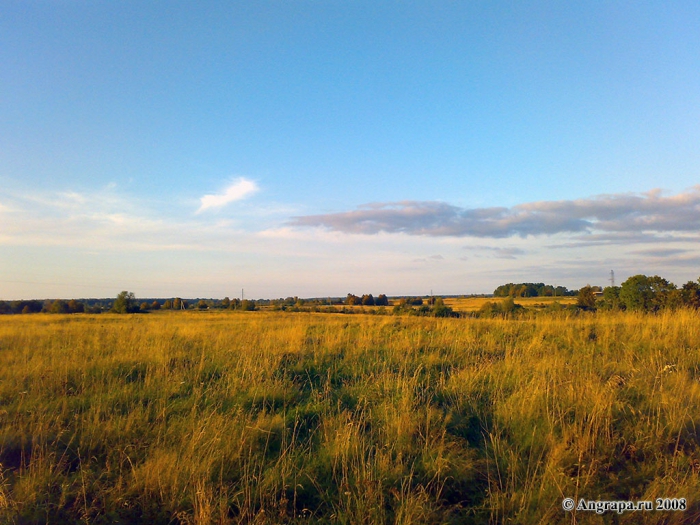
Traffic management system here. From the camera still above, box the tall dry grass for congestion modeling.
[0,309,698,524]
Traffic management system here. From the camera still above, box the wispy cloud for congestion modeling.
[0,183,298,256]
[631,248,691,257]
[197,178,259,213]
[464,245,527,259]
[289,186,700,239]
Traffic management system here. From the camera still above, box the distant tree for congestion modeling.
[150,301,160,310]
[577,285,597,310]
[361,294,375,306]
[221,297,231,309]
[494,282,574,297]
[601,286,622,310]
[14,300,43,314]
[241,299,256,311]
[521,284,541,297]
[112,291,137,314]
[493,283,514,297]
[619,275,676,312]
[648,276,677,311]
[555,286,571,297]
[197,300,208,310]
[163,299,173,309]
[681,280,700,309]
[620,275,654,311]
[375,294,389,306]
[50,299,69,314]
[139,302,150,311]
[397,297,423,307]
[346,294,361,306]
[67,299,85,314]
[173,298,182,310]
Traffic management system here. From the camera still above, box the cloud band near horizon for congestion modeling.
[289,186,700,238]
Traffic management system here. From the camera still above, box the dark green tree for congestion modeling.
[67,299,85,313]
[601,286,622,310]
[577,285,597,310]
[648,276,678,310]
[361,294,375,306]
[241,299,256,311]
[681,280,700,308]
[431,297,453,317]
[50,299,69,314]
[620,275,654,311]
[112,291,137,314]
[619,275,676,312]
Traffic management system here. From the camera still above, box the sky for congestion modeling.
[1,1,700,300]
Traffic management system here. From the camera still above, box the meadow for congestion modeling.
[442,296,577,313]
[0,309,699,524]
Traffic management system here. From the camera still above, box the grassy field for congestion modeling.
[443,296,577,312]
[1,310,699,524]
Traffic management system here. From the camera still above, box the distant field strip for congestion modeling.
[0,310,699,524]
[443,296,577,312]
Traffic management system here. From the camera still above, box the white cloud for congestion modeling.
[4,183,700,299]
[197,178,259,213]
[289,186,700,239]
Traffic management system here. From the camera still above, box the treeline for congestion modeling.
[0,299,102,315]
[345,293,389,306]
[5,274,699,317]
[153,297,257,312]
[0,294,261,315]
[584,274,700,312]
[493,282,576,297]
[481,274,700,318]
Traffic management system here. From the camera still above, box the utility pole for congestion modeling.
[241,288,244,301]
[609,270,615,288]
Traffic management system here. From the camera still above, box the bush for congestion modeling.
[431,297,454,317]
[241,299,256,311]
[479,297,521,318]
[576,285,597,310]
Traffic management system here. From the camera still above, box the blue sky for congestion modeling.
[2,1,700,299]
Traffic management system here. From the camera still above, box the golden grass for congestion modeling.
[443,296,577,312]
[0,310,699,524]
